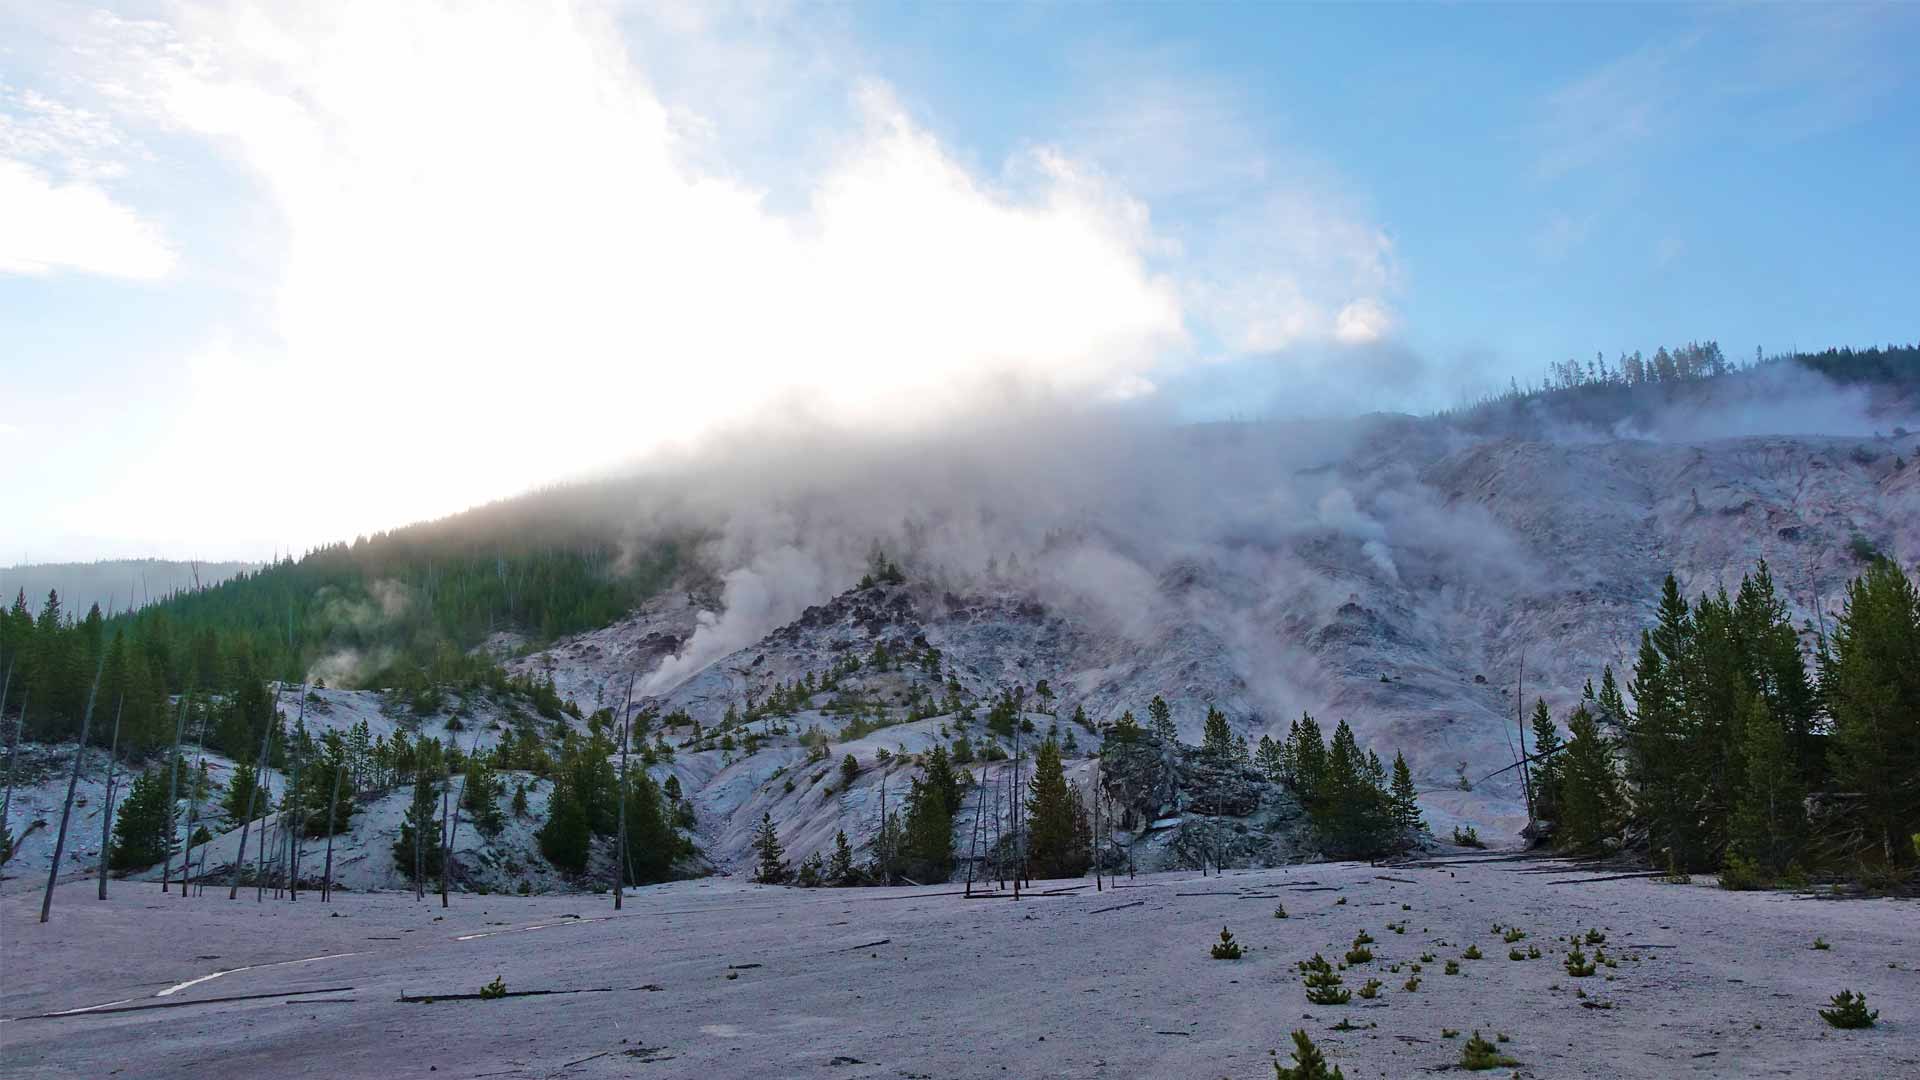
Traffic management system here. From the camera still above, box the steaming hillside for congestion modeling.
[504,423,1918,859]
[7,353,1918,886]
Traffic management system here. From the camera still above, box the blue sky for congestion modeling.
[2,1,1916,562]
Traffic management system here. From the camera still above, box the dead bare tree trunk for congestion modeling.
[3,688,27,862]
[180,696,209,896]
[286,724,303,901]
[322,762,344,902]
[160,694,189,892]
[614,675,634,910]
[1011,718,1022,900]
[437,744,453,907]
[1091,755,1102,892]
[95,695,125,899]
[231,689,279,900]
[1515,649,1535,832]
[41,652,106,923]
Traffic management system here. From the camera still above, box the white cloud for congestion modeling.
[47,0,1187,547]
[0,156,174,279]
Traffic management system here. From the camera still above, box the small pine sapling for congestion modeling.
[1526,945,1542,959]
[1462,945,1483,960]
[1353,930,1375,945]
[1402,976,1421,992]
[1503,928,1527,943]
[1819,991,1877,1029]
[1584,928,1606,945]
[1565,948,1596,977]
[1441,1028,1459,1039]
[1444,960,1461,975]
[1272,1029,1345,1080]
[1211,926,1244,960]
[1419,952,1436,963]
[1273,903,1288,919]
[1345,943,1374,965]
[1509,948,1526,961]
[1357,978,1383,1000]
[1460,1031,1517,1070]
[479,976,507,1000]
[1300,954,1350,1005]
[1812,937,1830,951]
[1336,896,1347,905]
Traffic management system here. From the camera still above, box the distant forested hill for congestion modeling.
[0,559,256,619]
[1442,343,1920,436]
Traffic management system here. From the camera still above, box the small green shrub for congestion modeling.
[1274,903,1288,919]
[1508,948,1526,961]
[1812,937,1830,951]
[1444,960,1461,975]
[479,976,507,1000]
[1353,930,1375,945]
[1357,978,1383,1000]
[1584,928,1606,945]
[1819,991,1877,1029]
[1441,1028,1459,1039]
[1462,945,1483,960]
[1211,927,1244,960]
[1503,928,1526,943]
[1401,976,1421,992]
[1451,826,1484,848]
[1345,945,1374,965]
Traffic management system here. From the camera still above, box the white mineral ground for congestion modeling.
[3,855,1913,1079]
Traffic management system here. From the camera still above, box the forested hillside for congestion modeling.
[1447,342,1920,436]
[0,487,685,762]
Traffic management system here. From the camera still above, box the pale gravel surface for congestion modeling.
[3,855,1913,1079]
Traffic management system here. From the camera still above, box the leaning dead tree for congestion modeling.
[964,762,989,896]
[95,695,126,899]
[40,653,106,923]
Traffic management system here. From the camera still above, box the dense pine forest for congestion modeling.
[1528,558,1920,886]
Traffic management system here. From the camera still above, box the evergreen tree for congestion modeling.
[511,781,530,818]
[1285,714,1328,805]
[109,769,174,870]
[828,828,858,885]
[1201,706,1236,757]
[752,812,790,884]
[1025,737,1090,878]
[1255,734,1286,783]
[1555,705,1621,851]
[1148,695,1176,742]
[1820,559,1920,866]
[223,760,262,823]
[1727,695,1804,878]
[461,752,504,836]
[537,780,590,873]
[1527,699,1565,825]
[394,772,446,880]
[1108,709,1142,743]
[620,771,683,885]
[1389,752,1423,830]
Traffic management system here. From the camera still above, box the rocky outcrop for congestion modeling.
[1097,734,1313,872]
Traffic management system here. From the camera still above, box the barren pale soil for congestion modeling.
[2,856,1913,1079]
